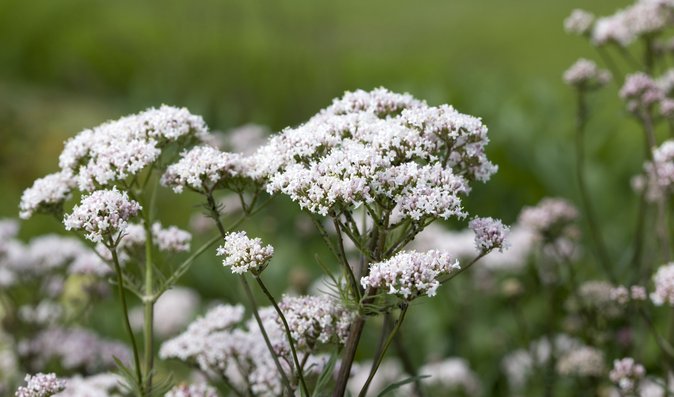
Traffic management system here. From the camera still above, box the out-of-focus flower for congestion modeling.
[15,373,66,397]
[419,358,482,395]
[564,9,595,35]
[165,383,219,397]
[609,357,645,392]
[563,59,611,89]
[557,346,605,377]
[651,263,674,305]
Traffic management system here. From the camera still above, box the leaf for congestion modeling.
[112,356,143,397]
[311,352,339,397]
[376,375,430,397]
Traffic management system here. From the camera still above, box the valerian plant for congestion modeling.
[14,88,508,396]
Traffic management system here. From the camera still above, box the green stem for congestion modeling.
[358,303,409,397]
[574,89,616,283]
[143,217,155,392]
[109,241,144,394]
[255,276,310,396]
[206,193,294,395]
[240,275,294,395]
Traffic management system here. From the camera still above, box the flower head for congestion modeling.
[216,231,274,275]
[564,9,595,35]
[277,295,354,348]
[260,88,494,221]
[15,373,66,397]
[609,357,645,392]
[651,263,674,305]
[361,250,460,300]
[469,217,509,253]
[58,105,208,191]
[165,383,219,397]
[563,59,611,88]
[19,172,75,219]
[620,73,665,113]
[556,346,605,377]
[63,188,141,243]
[161,146,254,193]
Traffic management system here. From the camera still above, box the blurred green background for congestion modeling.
[0,0,648,393]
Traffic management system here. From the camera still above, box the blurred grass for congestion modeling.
[0,0,650,392]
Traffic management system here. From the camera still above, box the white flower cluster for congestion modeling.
[620,73,665,113]
[216,231,274,275]
[63,188,141,243]
[19,172,75,219]
[577,281,622,317]
[609,357,645,392]
[469,217,509,253]
[19,106,207,220]
[642,140,674,201]
[651,262,674,305]
[165,383,219,397]
[590,0,674,46]
[152,223,192,252]
[161,302,339,397]
[258,88,495,218]
[130,287,200,338]
[159,304,246,363]
[564,9,595,35]
[18,327,130,373]
[15,373,66,397]
[518,197,579,243]
[161,305,280,397]
[224,124,269,154]
[18,301,63,326]
[563,59,611,88]
[419,358,482,395]
[58,105,208,191]
[52,373,125,397]
[161,146,252,193]
[556,346,605,377]
[277,295,354,348]
[361,250,460,300]
[501,334,582,393]
[610,285,648,304]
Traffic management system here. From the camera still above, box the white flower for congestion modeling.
[15,373,66,397]
[260,88,494,220]
[591,1,674,46]
[130,287,200,338]
[165,383,219,397]
[53,373,125,397]
[216,231,274,275]
[563,59,611,87]
[277,295,355,348]
[419,358,482,395]
[651,263,674,305]
[564,9,594,35]
[19,172,75,219]
[161,146,253,193]
[609,357,645,392]
[63,188,141,243]
[620,73,665,113]
[518,198,578,244]
[469,217,509,253]
[58,105,208,191]
[557,346,605,377]
[361,250,460,300]
[152,223,192,252]
[643,140,674,201]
